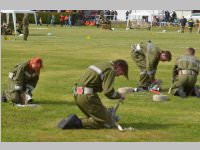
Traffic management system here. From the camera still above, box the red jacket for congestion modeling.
[60,15,65,22]
[64,16,69,21]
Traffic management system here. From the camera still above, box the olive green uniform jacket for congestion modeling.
[131,41,161,88]
[74,61,121,128]
[169,54,200,95]
[23,14,29,40]
[6,62,39,104]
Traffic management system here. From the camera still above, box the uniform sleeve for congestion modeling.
[26,76,39,91]
[172,65,178,80]
[146,48,160,81]
[12,65,25,91]
[102,70,121,99]
[172,58,179,81]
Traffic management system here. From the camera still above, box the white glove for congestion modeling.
[120,93,125,101]
[25,93,32,101]
[118,87,135,95]
[25,88,32,96]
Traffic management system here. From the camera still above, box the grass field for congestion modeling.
[1,25,200,142]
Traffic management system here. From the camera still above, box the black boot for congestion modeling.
[137,86,148,92]
[58,114,83,129]
[1,91,7,102]
[175,89,186,98]
[194,86,200,98]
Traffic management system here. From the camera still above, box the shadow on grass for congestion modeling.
[35,100,75,106]
[120,122,175,130]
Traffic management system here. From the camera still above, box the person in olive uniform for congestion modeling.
[63,60,128,129]
[23,13,29,40]
[169,48,200,98]
[131,40,172,90]
[2,57,43,104]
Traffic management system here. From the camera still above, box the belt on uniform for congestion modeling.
[73,86,94,95]
[178,70,197,75]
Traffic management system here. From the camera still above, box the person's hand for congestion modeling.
[25,88,32,96]
[25,93,32,101]
[119,93,125,101]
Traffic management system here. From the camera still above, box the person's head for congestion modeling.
[182,16,184,19]
[28,57,43,74]
[113,59,129,79]
[186,47,195,55]
[159,51,172,62]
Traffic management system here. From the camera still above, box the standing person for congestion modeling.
[180,16,187,33]
[110,10,114,20]
[126,11,129,21]
[37,14,40,25]
[114,10,118,20]
[60,60,129,129]
[64,15,69,26]
[60,14,65,26]
[107,10,111,20]
[131,40,172,91]
[104,10,109,21]
[39,17,43,26]
[68,15,72,27]
[169,48,200,98]
[188,18,194,33]
[165,11,170,22]
[1,57,43,104]
[23,14,29,41]
[51,15,56,26]
[171,11,177,22]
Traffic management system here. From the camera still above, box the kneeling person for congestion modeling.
[2,57,43,104]
[63,60,128,129]
[169,48,200,98]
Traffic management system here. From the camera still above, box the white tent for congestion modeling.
[126,10,163,30]
[1,10,38,35]
[116,10,163,21]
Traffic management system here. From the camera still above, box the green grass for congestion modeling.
[1,25,200,142]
